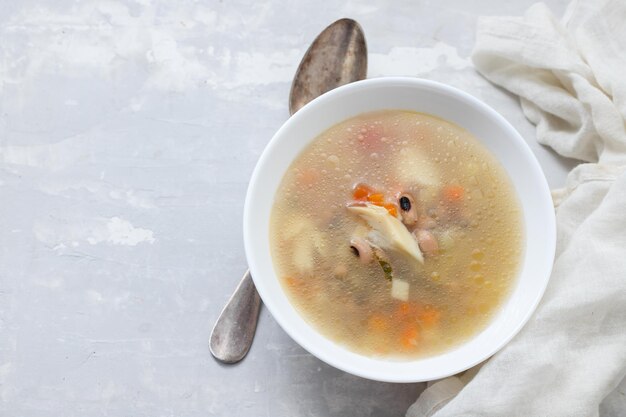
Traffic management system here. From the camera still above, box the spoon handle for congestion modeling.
[209,269,261,363]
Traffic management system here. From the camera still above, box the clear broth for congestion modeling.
[270,110,523,359]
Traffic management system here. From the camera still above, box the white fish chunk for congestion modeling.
[293,239,314,273]
[347,203,424,264]
[283,217,328,272]
[395,147,441,188]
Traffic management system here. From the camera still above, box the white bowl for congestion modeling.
[244,77,555,383]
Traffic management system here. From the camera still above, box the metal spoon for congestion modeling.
[210,18,367,364]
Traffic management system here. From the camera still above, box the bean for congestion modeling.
[414,229,439,256]
[349,237,373,264]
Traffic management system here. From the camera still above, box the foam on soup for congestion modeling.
[270,110,523,359]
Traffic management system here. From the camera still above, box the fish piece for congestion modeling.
[347,203,424,263]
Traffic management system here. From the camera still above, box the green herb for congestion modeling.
[378,260,393,281]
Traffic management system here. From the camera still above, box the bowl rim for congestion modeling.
[243,76,556,382]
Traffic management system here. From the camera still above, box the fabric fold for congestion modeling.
[407,1,626,416]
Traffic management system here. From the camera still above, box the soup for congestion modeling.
[270,110,523,359]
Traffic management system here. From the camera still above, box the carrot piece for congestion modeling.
[418,305,441,327]
[443,185,465,202]
[285,277,301,287]
[352,183,373,201]
[396,301,415,318]
[382,202,398,217]
[398,302,411,316]
[368,314,389,332]
[400,325,420,349]
[396,301,420,318]
[367,193,385,204]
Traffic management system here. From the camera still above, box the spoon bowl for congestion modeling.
[289,18,367,114]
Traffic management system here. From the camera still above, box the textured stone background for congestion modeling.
[0,0,575,415]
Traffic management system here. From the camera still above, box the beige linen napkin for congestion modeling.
[407,1,626,415]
